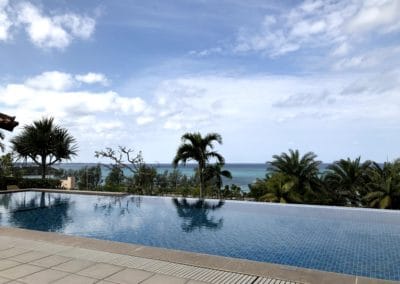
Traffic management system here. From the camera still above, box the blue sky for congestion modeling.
[1,0,400,163]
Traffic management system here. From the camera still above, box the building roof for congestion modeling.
[0,113,18,131]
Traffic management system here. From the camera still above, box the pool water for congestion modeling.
[0,191,399,281]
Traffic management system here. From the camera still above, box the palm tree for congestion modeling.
[204,163,232,198]
[173,132,224,198]
[324,157,371,206]
[260,173,302,203]
[363,162,400,209]
[268,149,321,196]
[172,198,224,232]
[11,117,78,179]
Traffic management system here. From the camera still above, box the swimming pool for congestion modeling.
[0,191,399,281]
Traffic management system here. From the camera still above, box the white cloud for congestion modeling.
[54,14,95,39]
[25,71,75,91]
[136,115,154,125]
[331,42,350,56]
[0,71,149,147]
[234,0,400,58]
[151,70,400,131]
[24,71,111,92]
[3,69,400,162]
[347,0,400,34]
[188,47,223,57]
[8,1,96,49]
[0,0,11,41]
[75,73,109,85]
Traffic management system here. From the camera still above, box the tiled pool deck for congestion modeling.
[0,189,399,284]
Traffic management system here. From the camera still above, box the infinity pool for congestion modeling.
[0,191,399,280]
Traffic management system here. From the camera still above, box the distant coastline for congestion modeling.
[46,162,333,190]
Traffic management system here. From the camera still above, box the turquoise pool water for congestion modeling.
[0,191,399,281]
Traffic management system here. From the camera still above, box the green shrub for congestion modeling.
[0,176,20,190]
[0,177,5,191]
[18,178,60,189]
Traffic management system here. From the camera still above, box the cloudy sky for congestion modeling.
[0,0,399,163]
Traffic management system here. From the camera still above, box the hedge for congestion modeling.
[18,178,60,189]
[0,177,60,190]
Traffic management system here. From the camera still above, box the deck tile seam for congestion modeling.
[51,259,98,274]
[10,251,53,264]
[1,237,297,284]
[0,262,21,272]
[89,266,130,283]
[35,256,73,269]
[1,236,308,284]
[136,272,158,284]
[45,270,92,284]
[3,263,47,282]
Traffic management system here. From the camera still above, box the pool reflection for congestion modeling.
[94,196,142,216]
[8,192,71,232]
[172,198,224,232]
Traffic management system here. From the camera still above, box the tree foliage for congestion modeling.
[11,117,77,179]
[173,132,224,198]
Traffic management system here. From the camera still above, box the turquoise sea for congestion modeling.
[54,163,331,190]
[55,163,268,190]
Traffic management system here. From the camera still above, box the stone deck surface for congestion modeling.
[0,228,397,284]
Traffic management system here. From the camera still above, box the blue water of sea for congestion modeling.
[1,191,399,281]
[55,163,270,190]
[55,163,331,190]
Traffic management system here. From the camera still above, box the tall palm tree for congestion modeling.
[204,163,232,198]
[268,149,321,196]
[11,117,78,179]
[173,132,224,198]
[324,157,371,206]
[363,162,400,209]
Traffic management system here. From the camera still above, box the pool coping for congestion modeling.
[0,189,399,284]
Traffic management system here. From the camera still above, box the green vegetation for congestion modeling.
[11,117,78,179]
[173,132,225,198]
[248,150,400,209]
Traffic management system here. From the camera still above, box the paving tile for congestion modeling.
[141,274,188,284]
[0,264,44,279]
[9,251,50,263]
[186,281,209,284]
[18,269,69,284]
[96,281,117,284]
[0,248,29,259]
[0,243,13,251]
[52,259,96,273]
[30,255,72,268]
[51,274,98,284]
[104,268,154,284]
[0,276,11,284]
[77,263,124,279]
[0,260,20,271]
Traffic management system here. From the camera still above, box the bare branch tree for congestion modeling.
[94,146,144,175]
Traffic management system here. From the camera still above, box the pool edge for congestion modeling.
[0,227,397,284]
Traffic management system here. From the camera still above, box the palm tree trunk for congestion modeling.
[199,168,204,199]
[41,155,46,180]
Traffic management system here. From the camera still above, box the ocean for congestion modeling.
[54,163,268,190]
[54,163,331,190]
